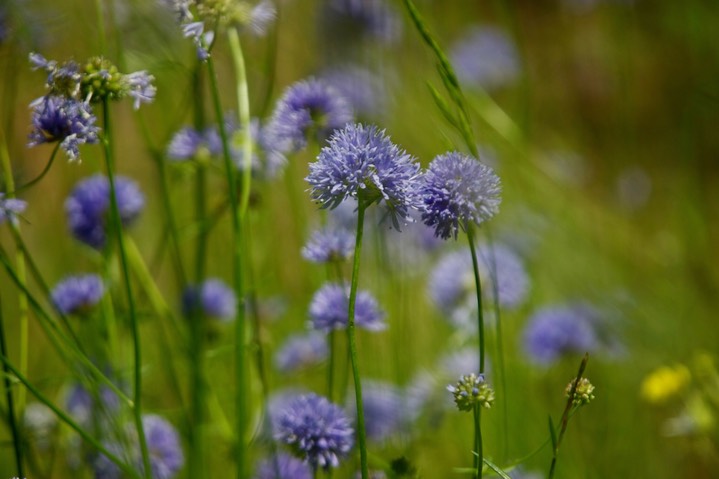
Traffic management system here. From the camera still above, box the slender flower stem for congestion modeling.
[100,99,152,479]
[16,143,60,192]
[473,404,483,479]
[206,48,247,479]
[95,0,107,54]
[466,226,485,373]
[348,202,369,479]
[327,329,337,402]
[0,353,140,479]
[0,293,24,479]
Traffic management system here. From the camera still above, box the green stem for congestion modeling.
[16,143,60,192]
[466,226,485,373]
[348,203,369,479]
[0,354,140,479]
[94,0,107,54]
[473,404,483,479]
[101,99,152,479]
[327,329,336,402]
[206,48,247,479]
[0,293,24,478]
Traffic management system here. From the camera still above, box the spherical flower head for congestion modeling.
[141,415,185,479]
[0,193,27,225]
[447,373,494,412]
[522,304,600,365]
[182,278,237,321]
[65,382,120,429]
[421,152,501,240]
[253,453,312,479]
[28,95,100,161]
[275,393,354,470]
[320,0,401,45]
[478,243,530,309]
[306,123,422,229]
[347,381,405,443]
[320,65,385,118]
[301,226,355,263]
[309,282,386,332]
[80,57,156,109]
[29,53,83,98]
[266,78,353,153]
[450,26,520,90]
[51,274,104,315]
[566,377,595,407]
[65,174,145,249]
[274,331,328,373]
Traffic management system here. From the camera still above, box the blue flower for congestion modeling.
[420,152,501,240]
[0,193,27,225]
[320,0,401,44]
[306,123,422,229]
[309,283,386,332]
[253,453,312,479]
[274,332,328,373]
[320,65,385,118]
[247,0,277,37]
[28,95,100,161]
[450,26,520,90]
[51,274,104,315]
[124,71,156,110]
[266,78,352,152]
[65,174,145,249]
[347,381,405,443]
[522,304,600,365]
[65,382,120,430]
[182,278,237,321]
[301,226,355,263]
[275,393,354,470]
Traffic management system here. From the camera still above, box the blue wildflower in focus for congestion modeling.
[65,174,145,249]
[182,278,237,321]
[275,393,354,470]
[0,193,27,225]
[51,274,104,315]
[253,453,312,479]
[28,95,100,161]
[275,331,328,373]
[347,381,406,443]
[450,26,520,90]
[309,283,386,332]
[421,152,501,240]
[301,226,355,263]
[306,123,422,229]
[522,304,601,365]
[266,78,353,152]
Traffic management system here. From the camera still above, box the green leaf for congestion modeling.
[548,415,558,450]
[483,458,513,479]
[427,82,460,130]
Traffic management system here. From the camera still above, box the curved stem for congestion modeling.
[101,99,152,479]
[348,203,369,479]
[0,293,24,478]
[16,143,60,192]
[466,226,485,374]
[206,49,247,479]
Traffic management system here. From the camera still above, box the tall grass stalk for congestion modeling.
[0,293,24,478]
[100,99,152,479]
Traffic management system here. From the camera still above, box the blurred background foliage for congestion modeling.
[1,0,719,477]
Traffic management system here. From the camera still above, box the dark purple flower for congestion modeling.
[421,152,501,240]
[275,393,354,470]
[51,274,104,315]
[28,95,100,161]
[309,283,386,332]
[65,174,145,249]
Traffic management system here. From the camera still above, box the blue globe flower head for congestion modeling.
[274,331,328,374]
[65,174,145,249]
[182,278,237,321]
[28,95,100,161]
[450,26,520,91]
[421,152,501,240]
[522,303,601,365]
[275,393,354,470]
[347,380,406,443]
[301,226,355,263]
[51,274,104,316]
[253,453,312,479]
[306,123,422,229]
[320,65,385,118]
[266,78,353,153]
[0,193,27,225]
[309,282,386,332]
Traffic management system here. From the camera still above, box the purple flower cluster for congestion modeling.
[65,174,145,249]
[274,393,354,470]
[0,193,27,225]
[51,274,104,315]
[182,278,237,321]
[348,381,406,443]
[309,283,386,332]
[28,95,100,161]
[301,226,355,263]
[274,332,328,373]
[253,453,312,479]
[451,26,520,90]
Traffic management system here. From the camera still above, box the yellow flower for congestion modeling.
[640,364,690,404]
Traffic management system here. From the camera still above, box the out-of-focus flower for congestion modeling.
[266,78,353,153]
[320,0,401,45]
[640,365,690,404]
[346,380,406,443]
[275,393,354,470]
[253,453,312,479]
[450,26,520,90]
[28,95,100,161]
[309,283,386,332]
[301,226,355,263]
[51,274,104,315]
[23,402,56,450]
[306,123,421,229]
[65,174,145,249]
[320,65,385,118]
[0,193,27,225]
[182,278,237,321]
[274,331,328,373]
